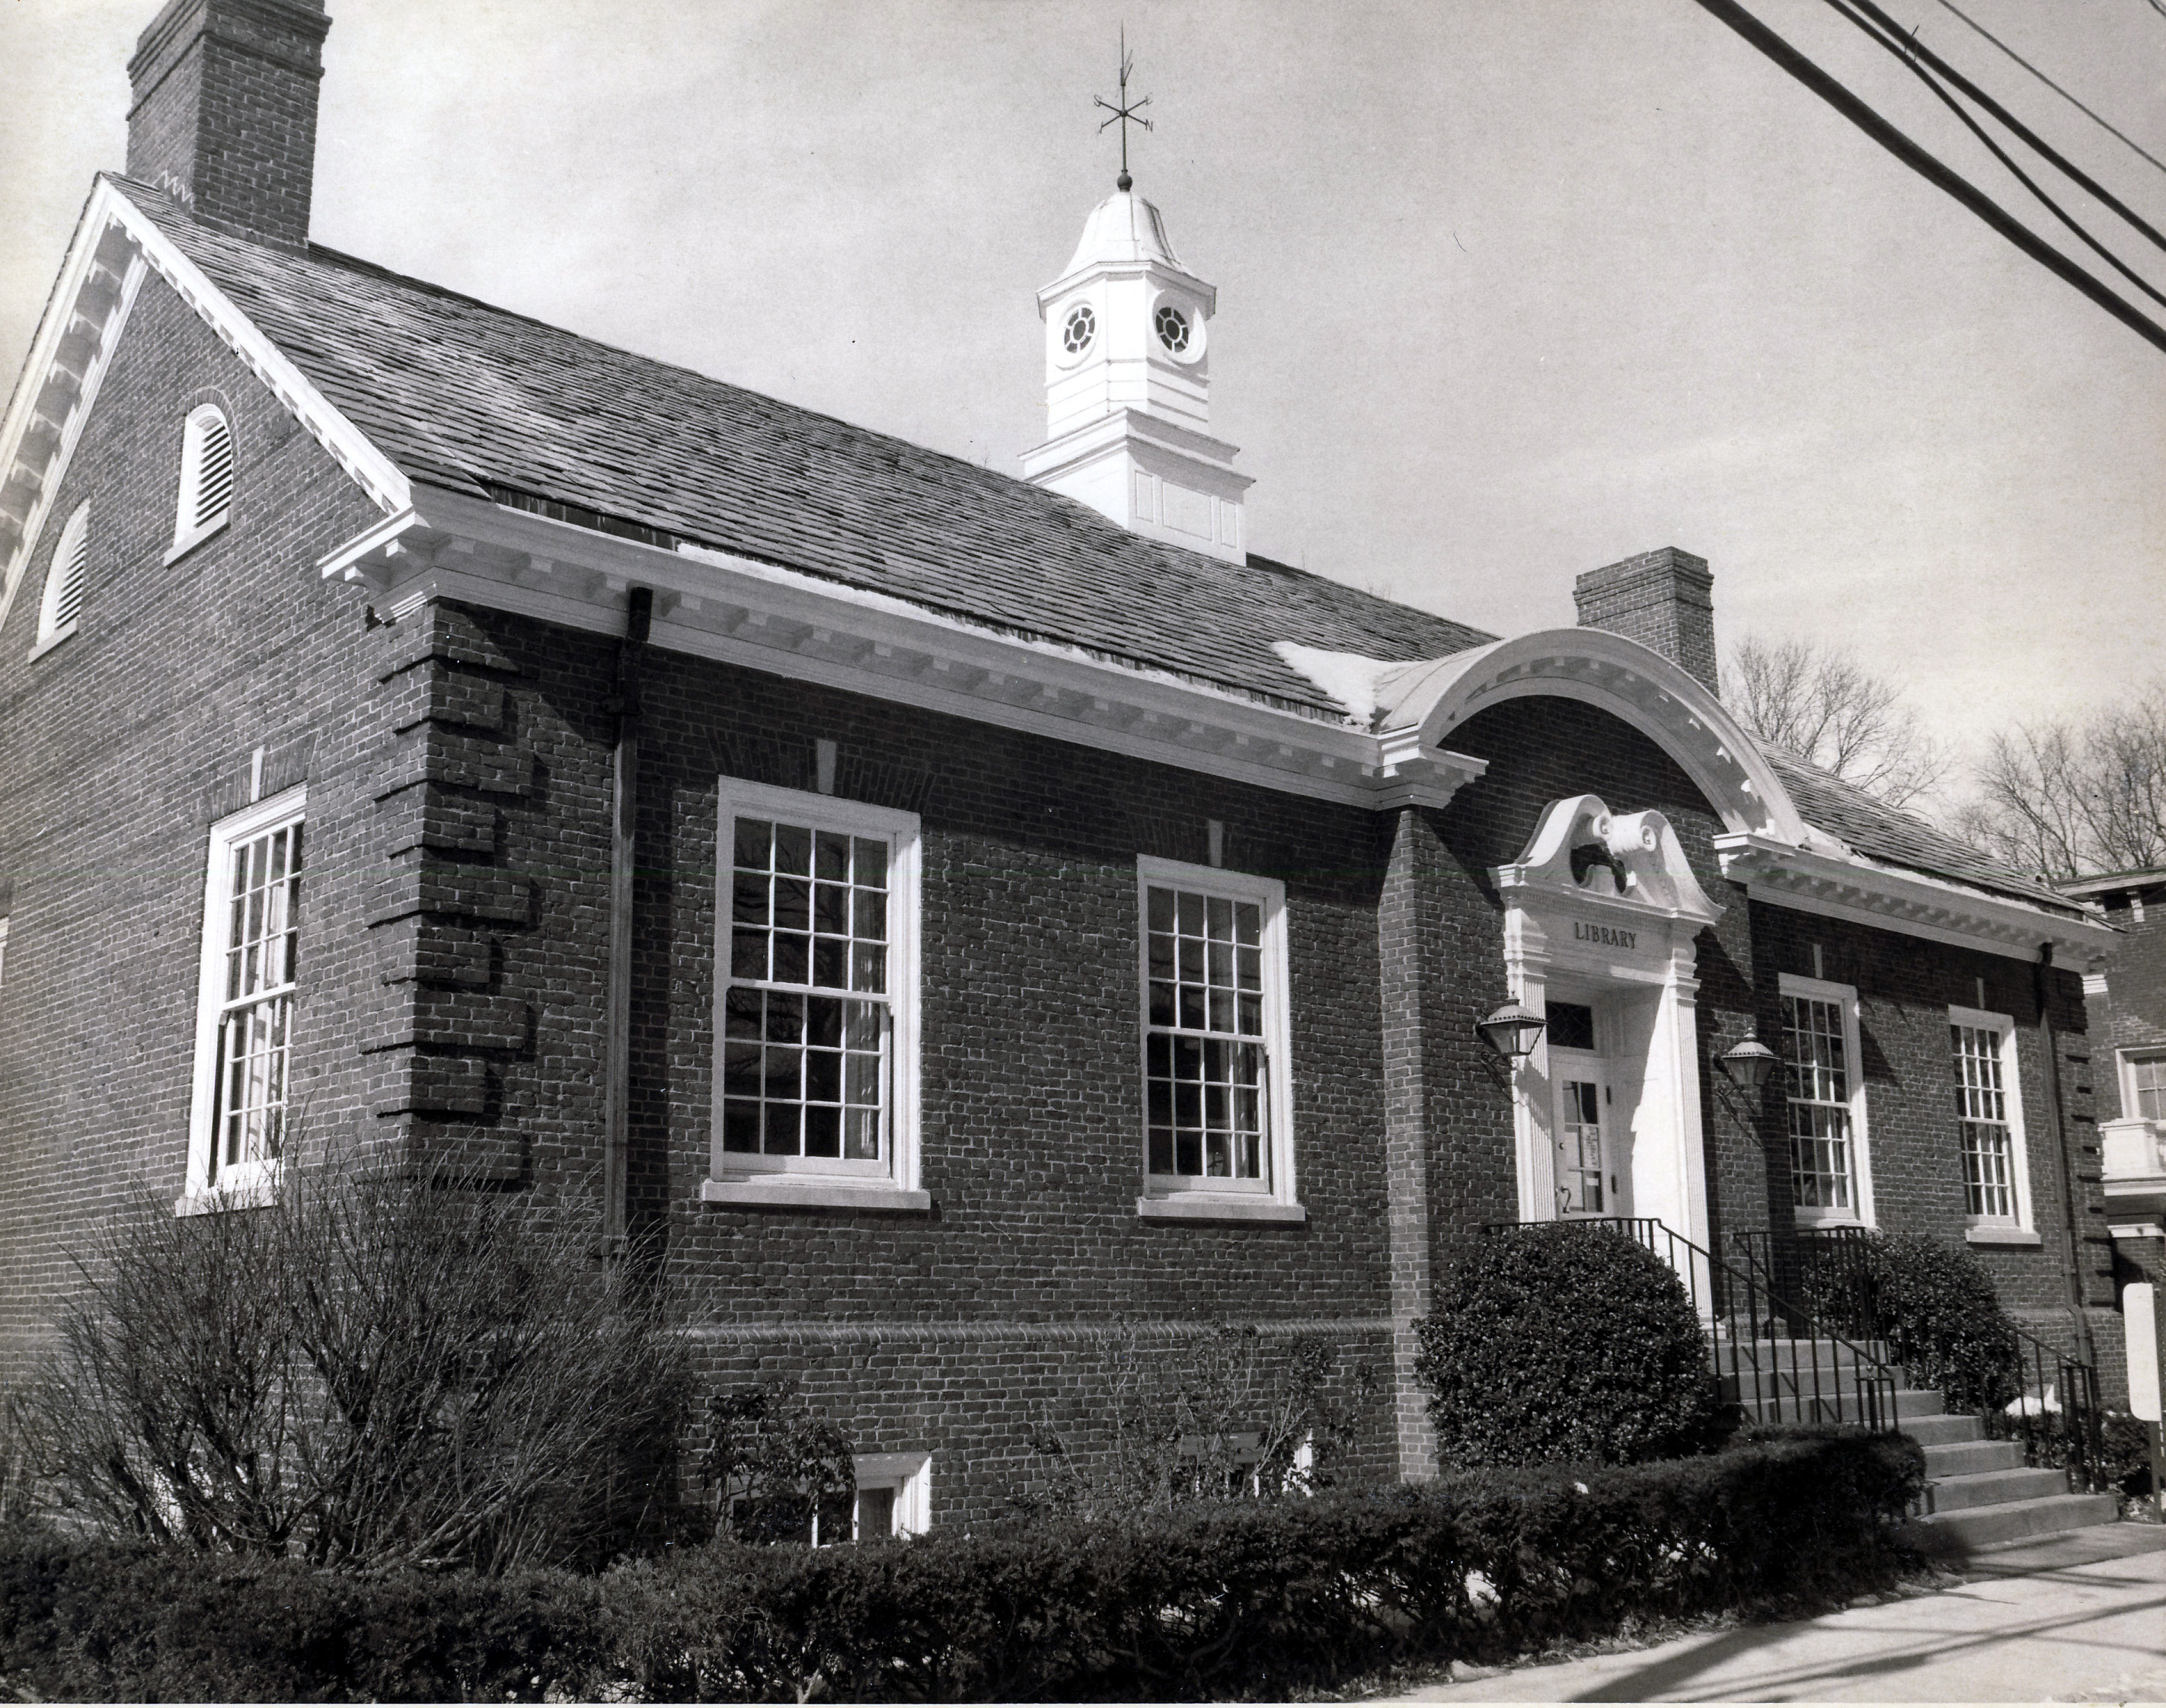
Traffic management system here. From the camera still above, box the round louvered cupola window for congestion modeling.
[1153,305,1190,353]
[1062,303,1097,355]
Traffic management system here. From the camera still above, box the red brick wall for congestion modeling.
[2091,883,2166,1119]
[0,267,385,1382]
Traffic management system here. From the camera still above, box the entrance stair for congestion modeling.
[1716,1337,2116,1550]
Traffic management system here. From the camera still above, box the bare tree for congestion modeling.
[7,1148,688,1572]
[1951,685,2166,880]
[1723,636,1948,808]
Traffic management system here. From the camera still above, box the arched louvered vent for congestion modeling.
[36,503,91,645]
[175,405,235,546]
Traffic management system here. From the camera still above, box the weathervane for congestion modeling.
[1094,28,1152,191]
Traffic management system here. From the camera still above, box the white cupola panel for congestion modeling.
[1022,187,1251,563]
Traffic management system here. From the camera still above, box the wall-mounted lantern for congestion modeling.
[1715,1037,1778,1095]
[1475,1001,1547,1063]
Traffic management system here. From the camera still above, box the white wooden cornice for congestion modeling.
[1715,832,2116,963]
[325,486,1492,812]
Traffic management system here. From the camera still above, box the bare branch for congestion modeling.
[1722,635,1948,808]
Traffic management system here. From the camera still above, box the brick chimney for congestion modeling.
[126,0,331,248]
[1573,547,1718,696]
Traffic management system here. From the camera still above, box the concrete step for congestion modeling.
[1734,1395,1897,1426]
[1893,1388,1944,1416]
[1922,1436,2027,1477]
[1902,1413,1988,1446]
[1912,1492,2119,1552]
[1925,1466,2072,1512]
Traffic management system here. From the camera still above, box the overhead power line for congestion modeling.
[1823,0,2166,313]
[1832,0,2166,258]
[1688,0,2166,356]
[1930,0,2166,180]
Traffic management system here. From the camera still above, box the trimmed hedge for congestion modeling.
[1414,1222,1729,1466]
[0,1427,1925,1703]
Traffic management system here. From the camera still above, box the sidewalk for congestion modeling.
[1382,1522,2166,1703]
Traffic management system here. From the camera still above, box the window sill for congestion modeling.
[701,1176,931,1212]
[173,1176,280,1217]
[163,514,229,567]
[1136,1194,1307,1224]
[1964,1224,2043,1247]
[26,624,77,662]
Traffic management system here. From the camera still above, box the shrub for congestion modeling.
[0,1428,1922,1701]
[1413,1224,1727,1467]
[1803,1233,2021,1411]
[8,1149,690,1572]
[2098,1411,2156,1510]
[1005,1327,1379,1520]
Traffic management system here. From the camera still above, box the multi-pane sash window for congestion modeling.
[187,787,306,1203]
[1144,880,1270,1186]
[1951,1022,2015,1221]
[212,818,302,1180]
[2129,1054,2166,1122]
[723,809,893,1168]
[1784,992,1858,1216]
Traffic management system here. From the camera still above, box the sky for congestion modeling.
[3,0,2162,798]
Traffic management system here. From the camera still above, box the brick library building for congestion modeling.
[0,0,2140,1533]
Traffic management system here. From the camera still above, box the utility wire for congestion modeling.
[1823,0,2166,311]
[1688,0,2166,356]
[1930,0,2166,180]
[1835,0,2166,257]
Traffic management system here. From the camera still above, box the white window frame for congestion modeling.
[1134,854,1302,1223]
[180,785,306,1213]
[702,778,925,1212]
[2122,1048,2166,1126]
[1949,1004,2033,1234]
[31,501,89,656]
[0,915,8,990]
[167,404,234,563]
[1778,973,1876,1229]
[843,1451,931,1540]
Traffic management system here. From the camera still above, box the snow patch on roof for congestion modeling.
[1272,642,1412,727]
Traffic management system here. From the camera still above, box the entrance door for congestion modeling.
[1551,1050,1614,1218]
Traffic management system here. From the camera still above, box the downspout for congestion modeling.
[602,587,653,1256]
[2034,942,2097,1368]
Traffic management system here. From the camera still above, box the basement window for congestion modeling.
[169,404,235,560]
[31,502,90,654]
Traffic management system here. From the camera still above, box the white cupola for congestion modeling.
[1020,180,1251,562]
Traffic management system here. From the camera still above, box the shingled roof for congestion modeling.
[115,181,2083,923]
[124,180,1491,720]
[1763,748,2088,920]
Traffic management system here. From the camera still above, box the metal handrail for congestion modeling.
[1482,1217,1902,1433]
[1743,1224,2107,1495]
[1981,1317,2107,1495]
